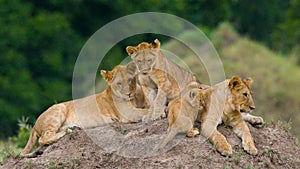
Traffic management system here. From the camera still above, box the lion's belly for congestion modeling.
[61,95,113,129]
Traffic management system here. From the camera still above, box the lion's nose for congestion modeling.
[250,106,255,110]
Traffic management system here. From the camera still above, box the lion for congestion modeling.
[198,76,264,156]
[159,82,207,148]
[126,39,198,120]
[21,62,152,157]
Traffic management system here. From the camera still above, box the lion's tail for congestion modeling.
[20,128,39,157]
[159,128,177,149]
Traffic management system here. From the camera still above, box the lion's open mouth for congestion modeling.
[240,109,246,113]
[139,69,151,75]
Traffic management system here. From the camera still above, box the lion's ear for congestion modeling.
[187,81,199,89]
[126,61,137,75]
[229,76,242,90]
[243,77,253,87]
[101,70,113,83]
[151,39,161,49]
[126,46,137,57]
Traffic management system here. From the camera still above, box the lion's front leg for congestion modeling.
[201,112,232,156]
[242,113,264,126]
[229,112,257,155]
[209,130,233,156]
[140,86,155,108]
[152,89,167,120]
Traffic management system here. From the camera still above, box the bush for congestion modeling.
[9,116,32,148]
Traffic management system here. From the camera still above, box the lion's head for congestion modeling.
[228,76,255,113]
[182,82,207,111]
[101,62,138,101]
[126,39,161,75]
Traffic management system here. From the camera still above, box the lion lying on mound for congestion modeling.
[159,76,263,155]
[21,62,152,157]
[126,39,198,120]
[198,76,263,155]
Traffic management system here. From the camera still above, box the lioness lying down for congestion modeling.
[159,76,263,155]
[21,62,152,157]
[199,76,263,155]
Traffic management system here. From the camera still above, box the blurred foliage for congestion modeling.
[165,23,300,138]
[0,0,299,138]
[9,116,32,148]
[272,0,300,53]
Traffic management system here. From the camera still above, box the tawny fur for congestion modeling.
[159,83,206,148]
[21,62,152,157]
[198,76,263,156]
[126,39,198,120]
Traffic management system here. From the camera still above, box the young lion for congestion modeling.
[21,62,152,157]
[198,76,263,155]
[126,39,197,120]
[159,83,206,148]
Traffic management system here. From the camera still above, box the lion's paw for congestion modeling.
[217,142,233,156]
[151,109,166,120]
[250,116,264,126]
[187,128,200,137]
[243,140,258,155]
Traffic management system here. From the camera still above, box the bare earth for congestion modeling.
[2,119,300,169]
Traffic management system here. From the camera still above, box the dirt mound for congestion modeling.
[2,120,300,169]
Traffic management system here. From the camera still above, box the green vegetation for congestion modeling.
[214,24,300,138]
[0,140,21,164]
[0,117,32,164]
[0,0,299,145]
[165,23,300,138]
[9,117,32,148]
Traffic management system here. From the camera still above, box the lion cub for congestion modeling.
[159,83,206,148]
[126,39,198,120]
[199,76,262,156]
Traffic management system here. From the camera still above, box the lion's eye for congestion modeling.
[117,82,122,87]
[243,93,248,98]
[147,59,152,63]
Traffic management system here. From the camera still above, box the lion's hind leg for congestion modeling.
[21,104,68,158]
[38,131,66,145]
[36,129,66,156]
[160,117,194,148]
[35,104,67,155]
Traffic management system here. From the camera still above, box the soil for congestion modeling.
[1,119,300,169]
